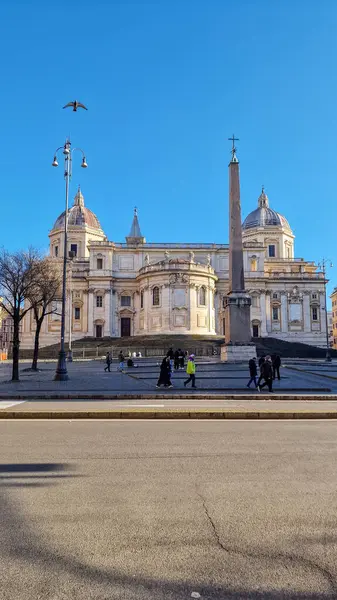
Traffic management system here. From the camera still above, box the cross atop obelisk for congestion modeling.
[228,134,239,161]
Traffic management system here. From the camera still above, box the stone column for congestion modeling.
[104,290,111,336]
[88,290,94,336]
[303,292,311,332]
[281,293,288,333]
[208,284,212,333]
[265,292,272,333]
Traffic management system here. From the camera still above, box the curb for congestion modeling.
[1,410,337,419]
[0,393,335,400]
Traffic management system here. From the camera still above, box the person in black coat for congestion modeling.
[257,355,265,387]
[272,354,281,380]
[156,357,172,388]
[247,357,258,388]
[258,356,273,392]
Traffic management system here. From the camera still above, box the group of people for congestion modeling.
[166,347,188,370]
[105,351,140,372]
[104,351,126,372]
[247,354,281,392]
[156,348,196,388]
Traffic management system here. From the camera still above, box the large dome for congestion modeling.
[242,188,291,231]
[52,188,103,232]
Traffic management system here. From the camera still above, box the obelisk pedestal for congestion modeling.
[221,138,256,362]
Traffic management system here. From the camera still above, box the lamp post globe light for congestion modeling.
[317,258,333,363]
[52,139,88,381]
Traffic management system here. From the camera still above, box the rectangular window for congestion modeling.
[268,245,276,258]
[70,244,77,257]
[74,307,81,320]
[272,293,278,299]
[312,293,317,300]
[140,291,144,309]
[96,295,103,308]
[55,246,58,257]
[97,258,103,270]
[272,306,279,321]
[121,296,131,307]
[312,307,318,321]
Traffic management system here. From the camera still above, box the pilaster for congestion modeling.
[88,290,94,336]
[281,292,288,333]
[303,292,311,333]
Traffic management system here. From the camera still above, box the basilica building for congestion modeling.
[21,185,326,348]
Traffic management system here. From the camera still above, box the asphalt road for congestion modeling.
[1,421,337,599]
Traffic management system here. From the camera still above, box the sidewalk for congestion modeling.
[2,398,337,419]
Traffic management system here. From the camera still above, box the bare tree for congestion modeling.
[28,259,61,371]
[0,249,41,381]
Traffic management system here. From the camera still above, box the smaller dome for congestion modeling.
[242,188,291,231]
[52,188,104,232]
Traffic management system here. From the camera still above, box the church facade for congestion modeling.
[21,186,326,348]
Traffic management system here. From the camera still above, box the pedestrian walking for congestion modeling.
[258,355,273,392]
[174,349,180,370]
[156,357,173,388]
[184,354,197,388]
[104,351,112,372]
[247,357,258,388]
[257,355,265,387]
[166,347,174,372]
[272,354,281,380]
[118,351,125,372]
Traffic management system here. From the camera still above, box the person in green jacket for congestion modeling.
[184,354,196,388]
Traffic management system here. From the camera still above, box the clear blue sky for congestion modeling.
[0,2,336,296]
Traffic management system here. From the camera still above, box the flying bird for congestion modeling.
[63,100,88,112]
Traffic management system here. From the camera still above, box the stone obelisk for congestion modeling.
[221,136,255,361]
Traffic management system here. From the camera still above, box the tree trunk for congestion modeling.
[32,318,43,371]
[12,313,20,381]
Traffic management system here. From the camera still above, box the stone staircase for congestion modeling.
[17,334,337,361]
[253,337,337,359]
[18,334,226,360]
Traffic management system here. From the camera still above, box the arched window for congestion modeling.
[199,287,206,306]
[153,286,160,306]
[140,290,144,309]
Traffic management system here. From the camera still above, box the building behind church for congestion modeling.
[21,185,327,349]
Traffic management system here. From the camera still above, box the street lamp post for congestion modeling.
[67,252,75,362]
[318,258,333,362]
[52,139,87,380]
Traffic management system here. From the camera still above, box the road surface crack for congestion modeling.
[196,487,337,592]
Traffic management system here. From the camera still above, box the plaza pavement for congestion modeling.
[0,358,335,396]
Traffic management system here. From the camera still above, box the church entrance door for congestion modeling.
[121,317,131,337]
[252,324,259,337]
[96,324,103,338]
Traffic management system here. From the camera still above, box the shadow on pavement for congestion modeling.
[0,464,336,599]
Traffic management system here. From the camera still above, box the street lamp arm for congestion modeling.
[72,147,86,156]
[53,145,66,156]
